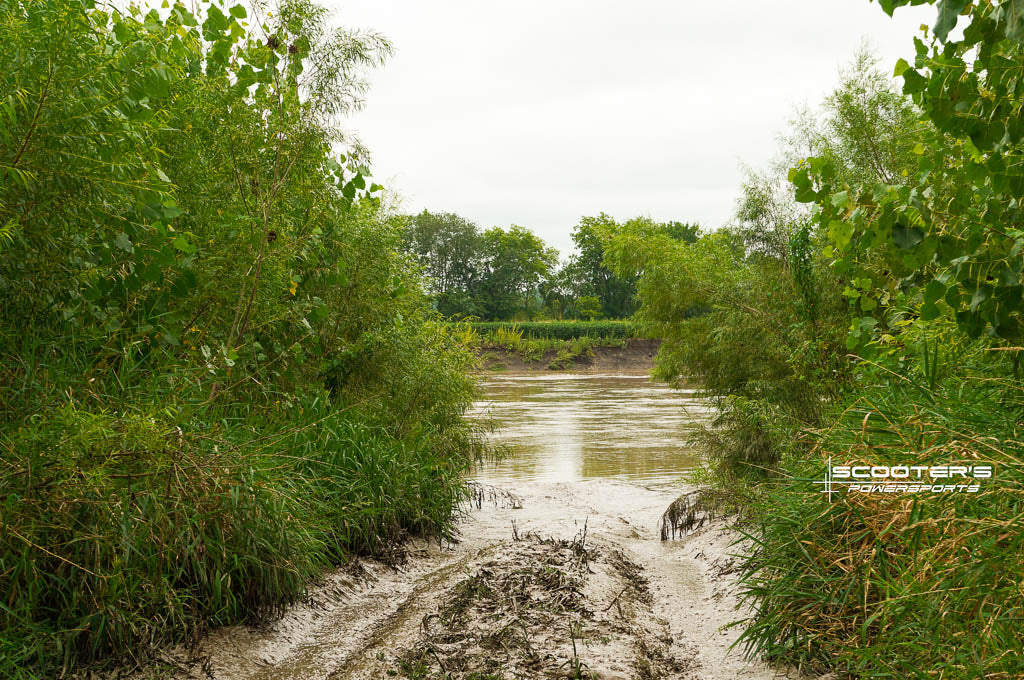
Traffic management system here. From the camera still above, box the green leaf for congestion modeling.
[828,220,855,249]
[83,284,102,302]
[970,286,989,312]
[920,302,941,321]
[902,69,927,94]
[170,269,196,297]
[140,261,163,283]
[172,235,195,254]
[934,0,969,42]
[878,0,910,17]
[156,245,177,267]
[996,0,1024,44]
[160,204,183,219]
[228,4,246,19]
[203,5,229,39]
[144,72,170,99]
[999,266,1022,287]
[114,232,134,253]
[892,223,924,250]
[1011,238,1024,258]
[113,20,132,43]
[924,279,946,304]
[893,57,910,77]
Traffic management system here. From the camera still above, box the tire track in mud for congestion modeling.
[335,531,696,679]
[151,479,798,680]
[327,546,495,679]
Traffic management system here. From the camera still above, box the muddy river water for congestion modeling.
[470,374,709,485]
[164,374,793,680]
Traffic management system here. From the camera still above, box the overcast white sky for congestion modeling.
[334,1,936,257]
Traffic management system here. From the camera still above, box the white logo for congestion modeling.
[815,456,992,501]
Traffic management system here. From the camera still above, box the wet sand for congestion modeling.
[159,479,790,679]
[149,375,795,679]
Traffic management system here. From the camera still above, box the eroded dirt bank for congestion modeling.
[155,479,794,680]
[480,339,660,374]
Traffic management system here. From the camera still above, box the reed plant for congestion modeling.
[735,339,1024,678]
[0,376,473,677]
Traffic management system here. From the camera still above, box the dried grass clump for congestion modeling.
[659,488,744,540]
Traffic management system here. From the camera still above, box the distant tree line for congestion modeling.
[402,210,698,320]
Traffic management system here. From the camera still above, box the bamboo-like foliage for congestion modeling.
[0,0,480,676]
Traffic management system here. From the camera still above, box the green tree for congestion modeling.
[562,214,698,319]
[539,265,575,319]
[476,225,558,320]
[659,220,701,244]
[795,2,1024,345]
[402,210,483,317]
[563,214,636,319]
[576,295,602,320]
[604,51,914,478]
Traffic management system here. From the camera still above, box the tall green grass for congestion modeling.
[735,341,1024,678]
[0,396,471,678]
[0,331,479,678]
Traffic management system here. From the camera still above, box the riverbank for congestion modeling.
[146,478,796,680]
[479,337,660,373]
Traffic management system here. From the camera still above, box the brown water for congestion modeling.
[469,373,710,486]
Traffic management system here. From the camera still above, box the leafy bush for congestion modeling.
[493,323,525,351]
[604,11,1024,676]
[547,337,597,369]
[725,4,1024,675]
[0,0,480,676]
[604,221,849,478]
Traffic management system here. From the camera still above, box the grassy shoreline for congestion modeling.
[450,321,653,371]
[462,320,637,340]
[0,346,482,679]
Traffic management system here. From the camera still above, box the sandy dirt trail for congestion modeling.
[163,478,797,680]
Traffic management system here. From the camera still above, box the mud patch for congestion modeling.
[133,479,796,680]
[357,529,695,680]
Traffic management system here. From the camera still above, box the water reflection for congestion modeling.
[469,373,710,485]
